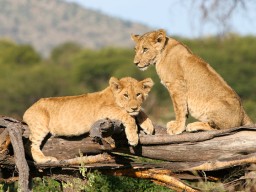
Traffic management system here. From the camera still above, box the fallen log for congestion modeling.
[1,116,256,171]
[1,115,256,191]
[128,128,251,171]
[126,126,256,171]
[23,119,256,171]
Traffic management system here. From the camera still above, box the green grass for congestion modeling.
[0,171,173,192]
[2,171,256,192]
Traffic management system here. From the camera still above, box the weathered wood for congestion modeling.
[35,153,113,167]
[2,116,256,171]
[128,128,256,161]
[139,125,256,144]
[1,115,256,191]
[31,120,256,171]
[39,135,114,160]
[22,119,121,160]
[4,117,30,192]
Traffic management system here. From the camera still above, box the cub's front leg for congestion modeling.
[101,107,139,146]
[123,117,139,146]
[115,115,139,146]
[165,81,188,135]
[136,111,154,135]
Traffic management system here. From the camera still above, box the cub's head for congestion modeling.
[109,77,154,116]
[131,29,167,71]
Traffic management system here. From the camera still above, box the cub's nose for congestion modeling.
[131,106,138,111]
[134,61,140,66]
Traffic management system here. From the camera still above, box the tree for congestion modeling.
[50,42,81,66]
[188,0,253,36]
[0,40,41,65]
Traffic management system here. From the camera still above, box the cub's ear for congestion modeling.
[156,29,166,43]
[140,78,154,94]
[131,34,140,43]
[109,77,122,92]
[151,29,166,50]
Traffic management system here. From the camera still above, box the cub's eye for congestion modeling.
[123,93,129,98]
[143,47,148,53]
[136,93,142,97]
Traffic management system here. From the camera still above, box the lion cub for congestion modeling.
[23,77,154,163]
[131,29,253,135]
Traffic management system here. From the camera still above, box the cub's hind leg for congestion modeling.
[24,106,58,163]
[186,122,216,132]
[28,121,58,163]
[29,126,57,163]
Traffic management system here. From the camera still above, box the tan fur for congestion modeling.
[131,29,253,135]
[23,77,154,163]
[0,130,10,153]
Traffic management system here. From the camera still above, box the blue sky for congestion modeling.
[65,0,256,38]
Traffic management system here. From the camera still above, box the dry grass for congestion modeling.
[189,165,256,192]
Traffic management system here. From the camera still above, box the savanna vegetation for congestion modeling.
[0,35,256,191]
[0,35,255,123]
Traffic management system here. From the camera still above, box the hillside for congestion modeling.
[0,0,151,56]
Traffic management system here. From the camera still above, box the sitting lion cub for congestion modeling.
[23,77,154,163]
[131,29,253,135]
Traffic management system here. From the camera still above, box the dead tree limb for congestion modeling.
[139,125,256,144]
[15,117,256,171]
[4,117,30,192]
[2,116,256,172]
[1,116,256,191]
[131,127,256,170]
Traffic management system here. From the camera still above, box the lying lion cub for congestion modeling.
[131,29,253,135]
[23,77,154,163]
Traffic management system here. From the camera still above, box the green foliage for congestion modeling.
[85,171,172,192]
[0,35,255,190]
[0,35,256,122]
[71,47,151,92]
[0,39,41,65]
[0,182,18,192]
[0,63,77,117]
[50,42,82,66]
[32,177,61,192]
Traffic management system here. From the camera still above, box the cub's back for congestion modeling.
[23,89,116,136]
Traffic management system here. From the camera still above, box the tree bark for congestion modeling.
[1,116,256,191]
[1,116,31,192]
[1,116,256,170]
[7,124,30,192]
[34,120,256,171]
[2,116,256,171]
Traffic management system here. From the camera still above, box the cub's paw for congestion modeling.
[166,121,185,135]
[140,118,154,135]
[127,134,139,146]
